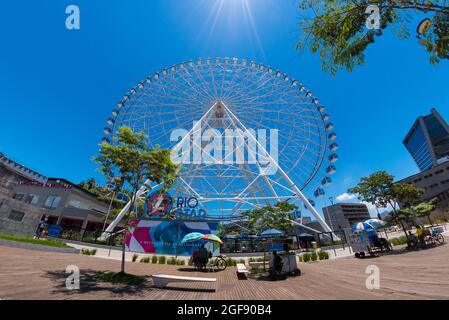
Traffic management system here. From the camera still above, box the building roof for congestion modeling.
[0,152,48,183]
[47,177,105,201]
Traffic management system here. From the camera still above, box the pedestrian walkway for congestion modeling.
[1,237,448,300]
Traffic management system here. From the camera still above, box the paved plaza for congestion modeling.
[1,239,449,300]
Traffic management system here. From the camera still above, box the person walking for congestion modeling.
[34,216,48,239]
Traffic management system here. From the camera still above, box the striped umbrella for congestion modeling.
[181,232,205,243]
[202,234,223,245]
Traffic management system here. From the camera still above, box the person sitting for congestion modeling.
[198,244,209,269]
[269,251,283,278]
[192,251,200,268]
[416,225,425,248]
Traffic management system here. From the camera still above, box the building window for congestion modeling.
[44,196,62,209]
[24,194,39,205]
[12,193,25,201]
[8,210,25,222]
[68,199,89,210]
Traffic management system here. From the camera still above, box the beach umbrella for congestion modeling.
[352,222,374,233]
[364,218,388,229]
[202,234,223,245]
[181,232,204,243]
[299,233,314,238]
[260,229,284,236]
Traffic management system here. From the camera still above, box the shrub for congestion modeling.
[389,236,408,246]
[248,257,255,263]
[81,248,97,256]
[239,259,246,264]
[318,251,329,260]
[256,257,270,262]
[176,259,185,266]
[226,258,237,266]
[158,256,166,264]
[132,254,139,262]
[167,257,176,265]
[140,257,150,263]
[298,255,303,262]
[151,256,158,264]
[302,253,312,263]
[311,252,318,261]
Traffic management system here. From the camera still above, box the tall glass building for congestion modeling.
[403,108,449,171]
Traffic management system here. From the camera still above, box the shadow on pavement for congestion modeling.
[44,269,154,297]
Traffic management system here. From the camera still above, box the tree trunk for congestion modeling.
[428,215,433,227]
[391,207,408,237]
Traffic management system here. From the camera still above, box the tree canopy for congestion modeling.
[297,0,449,75]
[348,170,424,234]
[94,126,180,217]
[241,201,298,235]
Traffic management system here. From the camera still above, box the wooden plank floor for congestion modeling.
[1,240,448,300]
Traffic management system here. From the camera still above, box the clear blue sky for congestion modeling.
[1,0,448,216]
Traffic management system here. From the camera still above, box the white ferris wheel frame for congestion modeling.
[99,57,337,240]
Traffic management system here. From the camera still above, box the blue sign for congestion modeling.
[47,225,62,238]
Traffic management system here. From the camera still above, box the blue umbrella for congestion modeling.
[352,219,387,233]
[352,222,374,233]
[364,219,387,229]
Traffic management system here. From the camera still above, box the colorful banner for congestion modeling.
[125,219,220,256]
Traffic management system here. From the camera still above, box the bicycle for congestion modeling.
[193,254,228,271]
[207,255,228,271]
[425,228,445,245]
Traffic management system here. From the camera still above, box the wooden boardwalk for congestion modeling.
[1,241,449,300]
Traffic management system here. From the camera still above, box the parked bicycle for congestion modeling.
[193,253,228,271]
[207,255,228,271]
[425,228,445,245]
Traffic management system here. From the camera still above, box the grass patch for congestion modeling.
[0,233,72,249]
[97,272,147,286]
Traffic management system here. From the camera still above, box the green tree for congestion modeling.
[297,0,449,75]
[348,171,424,236]
[78,178,102,196]
[94,126,181,273]
[397,207,414,226]
[414,198,438,226]
[242,201,298,235]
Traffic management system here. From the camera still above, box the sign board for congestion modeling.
[142,190,206,221]
[47,225,63,238]
[125,219,220,256]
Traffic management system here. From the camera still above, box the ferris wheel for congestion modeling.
[101,57,338,234]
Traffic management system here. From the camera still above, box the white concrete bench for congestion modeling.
[236,263,249,274]
[151,274,216,289]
